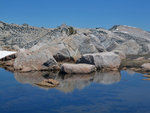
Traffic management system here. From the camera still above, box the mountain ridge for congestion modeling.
[0,21,150,55]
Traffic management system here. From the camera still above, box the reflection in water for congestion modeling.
[56,73,94,93]
[14,71,121,93]
[14,71,57,89]
[2,68,150,113]
[93,71,121,84]
[125,70,136,76]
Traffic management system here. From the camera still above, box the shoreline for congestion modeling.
[1,54,150,75]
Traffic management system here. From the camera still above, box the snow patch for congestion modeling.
[0,51,16,60]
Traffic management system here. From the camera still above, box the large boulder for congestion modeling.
[110,25,150,54]
[141,63,150,71]
[14,48,58,72]
[60,63,96,74]
[77,52,121,69]
[110,25,150,43]
[114,40,140,55]
[112,50,126,60]
[30,38,81,62]
[30,33,104,62]
[141,44,150,54]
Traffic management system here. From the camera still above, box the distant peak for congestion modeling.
[109,25,144,32]
[109,25,121,31]
[60,24,68,27]
[0,21,4,23]
[58,24,71,29]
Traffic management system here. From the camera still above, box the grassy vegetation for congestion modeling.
[68,26,77,35]
[120,59,150,68]
[120,54,150,68]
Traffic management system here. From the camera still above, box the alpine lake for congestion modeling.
[0,68,150,113]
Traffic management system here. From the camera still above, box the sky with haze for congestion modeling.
[0,0,150,30]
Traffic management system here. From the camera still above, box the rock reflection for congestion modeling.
[14,71,57,89]
[125,70,136,76]
[93,71,121,84]
[55,73,94,93]
[14,71,121,92]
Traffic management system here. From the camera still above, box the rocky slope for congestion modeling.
[0,21,150,72]
[0,21,150,55]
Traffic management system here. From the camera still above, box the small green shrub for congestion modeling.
[68,26,77,35]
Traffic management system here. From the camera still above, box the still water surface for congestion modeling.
[0,68,150,113]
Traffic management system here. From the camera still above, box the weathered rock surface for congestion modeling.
[60,63,96,74]
[114,40,140,55]
[141,63,150,70]
[77,52,121,69]
[135,57,145,61]
[14,48,58,72]
[1,21,150,71]
[110,25,150,54]
[1,21,150,56]
[112,50,126,60]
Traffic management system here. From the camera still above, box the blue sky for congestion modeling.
[0,0,150,30]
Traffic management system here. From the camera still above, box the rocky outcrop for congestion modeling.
[29,33,105,62]
[1,21,150,56]
[120,54,150,74]
[0,22,77,49]
[1,21,150,72]
[112,50,126,60]
[77,52,121,70]
[14,49,58,72]
[110,25,150,54]
[114,40,140,55]
[60,63,96,74]
[141,63,150,71]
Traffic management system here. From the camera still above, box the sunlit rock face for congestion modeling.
[60,63,96,74]
[110,25,150,54]
[1,22,150,72]
[14,49,58,72]
[1,21,150,56]
[77,52,121,69]
[114,40,140,55]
